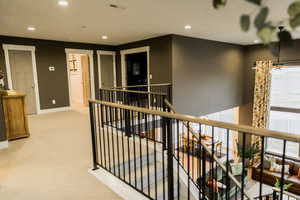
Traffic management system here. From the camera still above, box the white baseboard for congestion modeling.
[38,106,71,114]
[0,140,8,149]
[89,168,148,200]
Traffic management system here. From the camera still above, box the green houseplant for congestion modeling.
[274,179,293,191]
[237,144,260,167]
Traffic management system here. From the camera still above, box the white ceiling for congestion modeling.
[0,0,296,45]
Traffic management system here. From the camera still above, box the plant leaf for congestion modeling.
[255,7,269,29]
[278,30,293,46]
[213,0,227,9]
[246,0,261,5]
[257,26,275,44]
[240,15,250,32]
[290,13,300,29]
[288,0,300,18]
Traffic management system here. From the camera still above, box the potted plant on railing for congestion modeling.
[237,144,260,168]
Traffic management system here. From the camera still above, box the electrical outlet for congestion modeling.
[49,66,55,71]
[52,99,56,104]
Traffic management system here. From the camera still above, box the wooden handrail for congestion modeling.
[99,88,167,96]
[89,99,300,143]
[114,83,172,89]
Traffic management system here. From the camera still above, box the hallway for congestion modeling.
[0,109,121,200]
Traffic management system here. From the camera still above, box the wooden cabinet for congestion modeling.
[1,91,30,140]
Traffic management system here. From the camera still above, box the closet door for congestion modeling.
[8,50,37,114]
[99,54,115,88]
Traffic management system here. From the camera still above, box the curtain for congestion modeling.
[252,60,273,147]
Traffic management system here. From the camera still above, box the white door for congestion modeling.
[100,54,115,88]
[8,50,37,114]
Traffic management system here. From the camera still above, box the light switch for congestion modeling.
[149,74,153,80]
[49,66,55,71]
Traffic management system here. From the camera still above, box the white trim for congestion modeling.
[65,48,95,105]
[3,44,35,51]
[97,50,116,88]
[2,44,41,114]
[0,140,8,149]
[89,169,148,200]
[39,106,71,114]
[120,46,150,88]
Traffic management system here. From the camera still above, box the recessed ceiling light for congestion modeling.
[102,35,108,40]
[184,25,192,30]
[58,0,69,7]
[254,39,260,44]
[27,26,36,31]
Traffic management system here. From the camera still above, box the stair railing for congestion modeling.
[164,99,248,199]
[89,99,300,200]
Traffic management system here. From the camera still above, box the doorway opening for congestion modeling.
[67,53,91,108]
[126,52,148,87]
[121,46,150,89]
[65,49,95,109]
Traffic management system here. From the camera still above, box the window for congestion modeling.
[192,107,238,149]
[267,67,300,158]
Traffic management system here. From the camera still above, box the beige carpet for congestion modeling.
[0,109,121,200]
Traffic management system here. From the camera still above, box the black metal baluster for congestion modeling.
[89,102,99,170]
[101,104,107,169]
[162,113,166,200]
[115,107,121,178]
[138,111,143,191]
[211,126,215,200]
[132,110,137,188]
[110,105,116,175]
[226,129,230,200]
[167,117,174,200]
[241,132,246,200]
[153,114,158,199]
[259,136,265,200]
[96,104,103,167]
[126,108,131,184]
[187,122,190,200]
[177,119,180,200]
[280,140,287,200]
[105,105,111,172]
[202,141,206,199]
[198,123,202,200]
[120,108,126,180]
[145,113,151,196]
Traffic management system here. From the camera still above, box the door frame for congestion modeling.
[120,46,150,88]
[65,48,95,105]
[2,44,41,114]
[97,50,117,88]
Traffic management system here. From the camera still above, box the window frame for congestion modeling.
[266,67,300,159]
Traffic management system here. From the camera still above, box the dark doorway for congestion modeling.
[126,52,148,86]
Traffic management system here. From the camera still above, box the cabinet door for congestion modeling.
[4,96,29,140]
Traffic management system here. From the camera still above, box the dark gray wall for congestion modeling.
[0,36,114,110]
[115,35,173,86]
[172,35,245,116]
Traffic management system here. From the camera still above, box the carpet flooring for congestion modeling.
[0,109,121,200]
